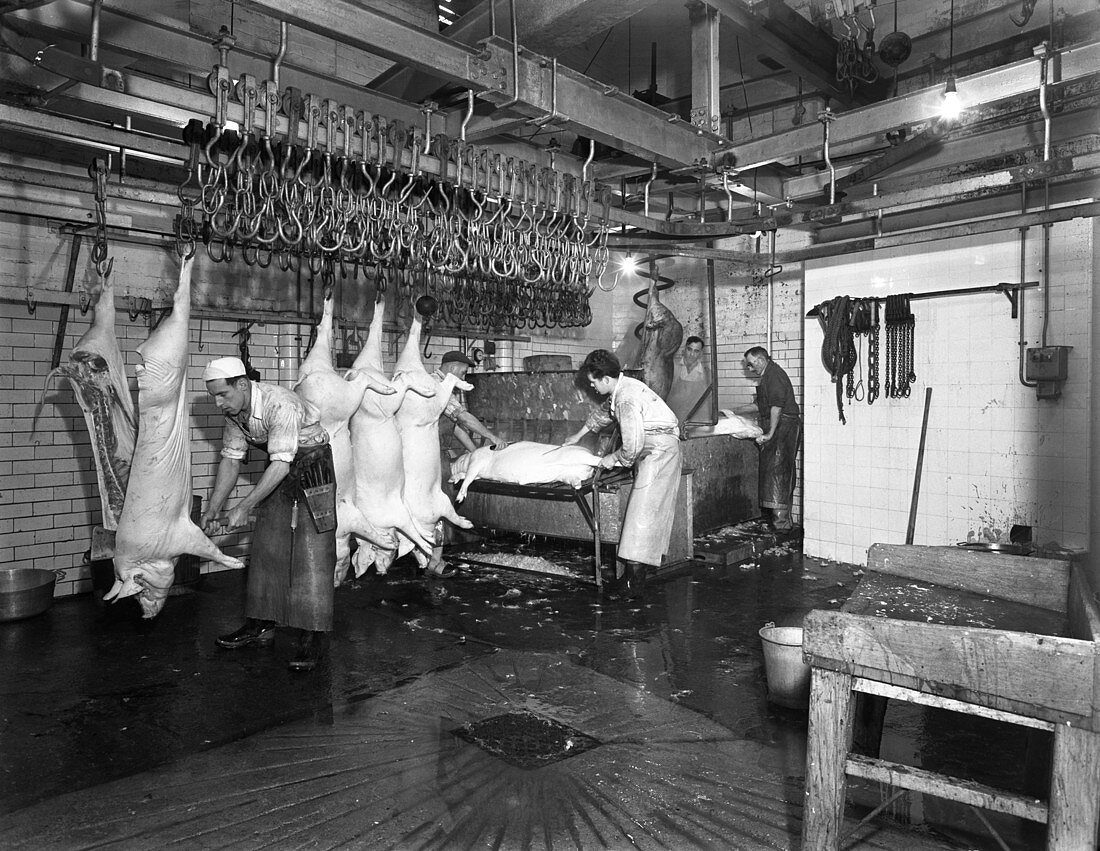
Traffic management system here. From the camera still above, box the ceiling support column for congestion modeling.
[688,1,721,136]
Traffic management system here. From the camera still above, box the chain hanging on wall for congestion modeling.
[884,293,915,398]
[173,66,613,331]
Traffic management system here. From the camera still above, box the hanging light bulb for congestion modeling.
[620,255,638,274]
[939,0,962,120]
[941,74,962,120]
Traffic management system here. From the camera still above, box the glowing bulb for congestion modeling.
[620,255,637,274]
[224,120,241,133]
[940,76,962,121]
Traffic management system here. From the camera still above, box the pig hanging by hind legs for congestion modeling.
[108,256,243,618]
[344,296,437,578]
[294,292,397,584]
[393,314,474,572]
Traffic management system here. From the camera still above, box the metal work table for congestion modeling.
[461,467,633,588]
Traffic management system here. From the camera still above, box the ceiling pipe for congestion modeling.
[89,0,103,62]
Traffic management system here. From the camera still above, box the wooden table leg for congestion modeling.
[1047,724,1100,850]
[802,667,857,851]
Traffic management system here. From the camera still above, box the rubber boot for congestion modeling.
[624,561,648,599]
[773,507,793,532]
[289,630,327,671]
[601,561,626,595]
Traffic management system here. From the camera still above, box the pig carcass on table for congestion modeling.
[107,256,243,617]
[43,272,135,530]
[293,294,404,583]
[394,314,473,568]
[449,441,603,502]
[344,298,436,578]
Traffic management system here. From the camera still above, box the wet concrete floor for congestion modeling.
[0,543,1042,849]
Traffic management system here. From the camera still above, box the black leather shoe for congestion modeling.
[216,620,275,649]
[289,631,327,671]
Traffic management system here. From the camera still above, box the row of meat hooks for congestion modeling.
[172,68,615,330]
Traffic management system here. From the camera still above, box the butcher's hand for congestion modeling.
[598,454,617,470]
[225,504,251,530]
[200,512,222,536]
[489,436,509,450]
[755,432,773,446]
[562,432,583,446]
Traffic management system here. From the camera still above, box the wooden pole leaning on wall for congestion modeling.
[906,387,933,545]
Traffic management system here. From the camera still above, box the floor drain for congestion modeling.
[453,710,601,769]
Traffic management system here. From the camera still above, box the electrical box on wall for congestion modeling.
[1026,346,1072,399]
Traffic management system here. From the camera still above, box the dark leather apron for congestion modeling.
[245,444,337,632]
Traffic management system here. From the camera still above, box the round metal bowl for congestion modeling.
[0,568,61,623]
[955,541,1032,556]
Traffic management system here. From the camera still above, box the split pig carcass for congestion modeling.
[107,256,243,617]
[449,441,603,502]
[43,272,135,530]
[344,298,436,578]
[394,314,474,568]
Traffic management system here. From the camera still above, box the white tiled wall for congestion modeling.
[803,221,1093,565]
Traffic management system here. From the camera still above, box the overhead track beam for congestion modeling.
[722,40,1100,172]
[237,0,722,168]
[8,0,424,126]
[704,0,881,109]
[373,0,664,103]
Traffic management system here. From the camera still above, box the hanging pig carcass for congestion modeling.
[640,277,683,399]
[106,256,243,617]
[394,314,474,569]
[343,298,436,578]
[294,294,430,582]
[43,271,135,531]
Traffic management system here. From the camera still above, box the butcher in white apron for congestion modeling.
[564,349,682,597]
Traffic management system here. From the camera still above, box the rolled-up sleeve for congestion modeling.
[611,398,645,466]
[263,397,301,463]
[220,420,248,461]
[441,394,465,423]
[584,402,614,433]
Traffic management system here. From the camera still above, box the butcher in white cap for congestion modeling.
[201,355,334,672]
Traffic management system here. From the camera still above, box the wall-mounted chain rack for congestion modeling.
[171,64,613,331]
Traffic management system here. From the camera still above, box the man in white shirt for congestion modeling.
[564,349,682,597]
[201,356,335,671]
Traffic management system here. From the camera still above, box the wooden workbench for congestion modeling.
[801,543,1100,851]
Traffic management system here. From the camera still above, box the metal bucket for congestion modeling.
[759,622,811,708]
[0,568,61,622]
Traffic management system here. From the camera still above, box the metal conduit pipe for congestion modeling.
[1017,185,1037,387]
[767,229,776,352]
[89,0,103,62]
[496,0,522,112]
[273,22,288,91]
[1037,42,1053,348]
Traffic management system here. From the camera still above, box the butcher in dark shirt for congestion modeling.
[743,346,801,531]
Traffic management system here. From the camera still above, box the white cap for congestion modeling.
[202,356,248,383]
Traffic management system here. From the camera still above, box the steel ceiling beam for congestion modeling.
[722,40,1100,173]
[237,0,722,168]
[8,0,424,126]
[703,0,880,109]
[372,0,663,103]
[688,1,720,134]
